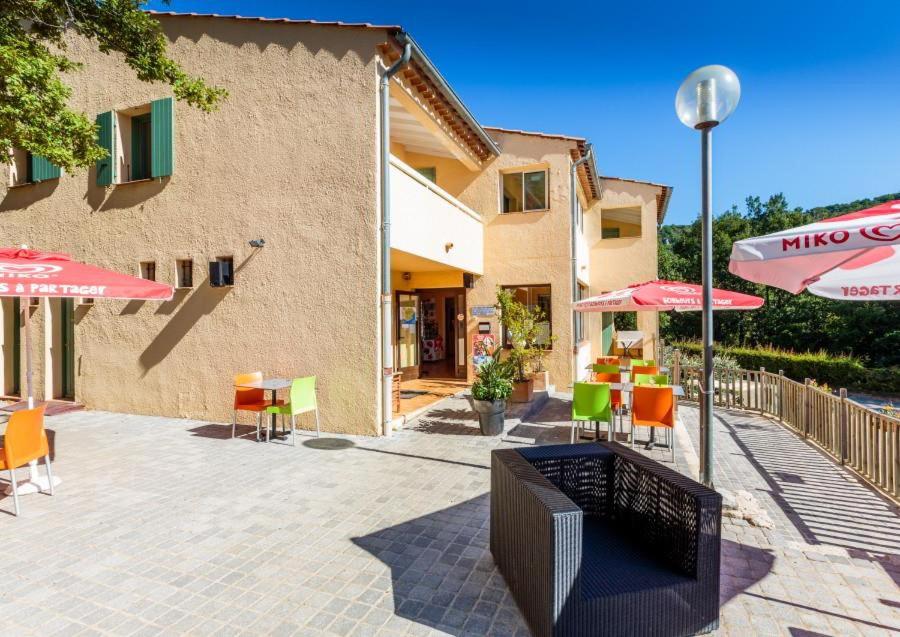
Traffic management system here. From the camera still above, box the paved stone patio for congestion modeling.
[0,397,898,636]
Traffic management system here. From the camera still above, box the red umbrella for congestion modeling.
[573,279,764,312]
[729,200,900,299]
[0,247,173,495]
[0,247,173,405]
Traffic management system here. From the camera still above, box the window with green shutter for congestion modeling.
[96,111,115,186]
[131,113,152,181]
[150,97,174,178]
[29,153,61,182]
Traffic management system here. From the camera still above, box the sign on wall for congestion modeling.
[471,305,496,317]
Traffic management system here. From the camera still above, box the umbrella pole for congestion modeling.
[24,297,34,409]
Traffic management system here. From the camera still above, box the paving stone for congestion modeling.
[0,402,896,636]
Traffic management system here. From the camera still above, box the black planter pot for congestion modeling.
[472,398,506,436]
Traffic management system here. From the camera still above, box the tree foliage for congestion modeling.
[660,192,900,367]
[1,1,226,172]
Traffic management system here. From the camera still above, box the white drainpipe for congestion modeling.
[570,144,593,389]
[379,43,411,436]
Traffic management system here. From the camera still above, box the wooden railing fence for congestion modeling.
[671,349,899,502]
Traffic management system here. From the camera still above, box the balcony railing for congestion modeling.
[390,156,483,274]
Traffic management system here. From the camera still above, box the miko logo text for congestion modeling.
[0,263,63,279]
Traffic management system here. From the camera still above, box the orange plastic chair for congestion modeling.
[233,372,281,441]
[631,386,676,461]
[596,356,620,367]
[593,372,623,410]
[632,365,660,377]
[1,406,53,516]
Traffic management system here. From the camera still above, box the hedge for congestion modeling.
[673,342,900,394]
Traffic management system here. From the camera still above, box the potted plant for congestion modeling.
[471,348,514,435]
[496,288,548,403]
[530,338,555,391]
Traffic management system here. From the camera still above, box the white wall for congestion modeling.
[390,156,484,274]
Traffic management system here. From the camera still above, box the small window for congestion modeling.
[216,256,234,286]
[176,259,193,289]
[29,297,40,308]
[501,169,548,213]
[8,149,61,186]
[140,261,156,281]
[601,227,621,239]
[415,167,437,183]
[78,297,94,307]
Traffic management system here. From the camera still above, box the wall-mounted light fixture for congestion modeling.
[402,272,412,281]
[248,239,266,248]
[444,242,454,253]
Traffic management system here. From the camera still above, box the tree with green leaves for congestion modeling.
[1,1,226,173]
[659,192,900,367]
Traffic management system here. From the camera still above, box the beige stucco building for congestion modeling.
[1,12,670,436]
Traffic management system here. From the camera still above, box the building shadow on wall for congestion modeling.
[352,494,773,636]
[0,180,60,212]
[85,173,169,213]
[137,252,259,377]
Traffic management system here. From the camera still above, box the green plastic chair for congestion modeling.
[571,382,613,443]
[592,364,620,375]
[266,376,320,445]
[630,359,656,368]
[633,373,670,387]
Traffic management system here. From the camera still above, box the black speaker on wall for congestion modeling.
[463,273,475,289]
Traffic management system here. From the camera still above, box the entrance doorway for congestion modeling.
[1,297,21,396]
[417,288,465,380]
[394,287,466,381]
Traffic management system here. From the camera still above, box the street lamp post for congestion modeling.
[676,65,741,488]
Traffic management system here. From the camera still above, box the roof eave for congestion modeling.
[394,32,500,157]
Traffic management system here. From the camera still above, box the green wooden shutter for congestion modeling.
[95,111,115,186]
[30,154,61,182]
[151,97,174,178]
[131,113,152,180]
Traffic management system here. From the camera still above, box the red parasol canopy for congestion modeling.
[573,279,764,312]
[729,200,900,300]
[0,248,173,300]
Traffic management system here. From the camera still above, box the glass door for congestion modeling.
[396,292,420,379]
[455,291,466,378]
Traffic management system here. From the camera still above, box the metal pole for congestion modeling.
[699,126,714,488]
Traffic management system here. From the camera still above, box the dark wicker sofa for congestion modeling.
[491,442,721,637]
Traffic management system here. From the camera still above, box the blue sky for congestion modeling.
[148,1,900,224]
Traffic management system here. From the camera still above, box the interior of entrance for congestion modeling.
[418,288,463,380]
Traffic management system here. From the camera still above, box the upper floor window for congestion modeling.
[96,97,174,186]
[176,259,194,289]
[8,149,61,187]
[600,206,642,239]
[502,169,548,213]
[415,166,437,183]
[601,227,621,239]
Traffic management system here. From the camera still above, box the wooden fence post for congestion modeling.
[778,370,784,422]
[758,367,764,413]
[673,349,681,386]
[803,378,811,438]
[839,387,848,465]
